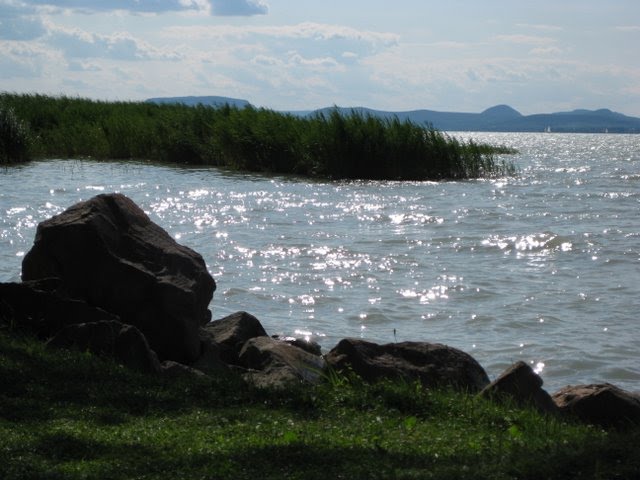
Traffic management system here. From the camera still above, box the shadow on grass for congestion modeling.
[2,332,639,480]
[0,331,254,424]
[4,435,635,480]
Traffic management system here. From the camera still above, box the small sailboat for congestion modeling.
[544,125,552,133]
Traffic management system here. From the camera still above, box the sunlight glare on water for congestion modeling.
[1,132,639,392]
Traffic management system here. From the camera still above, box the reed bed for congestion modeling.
[0,92,515,179]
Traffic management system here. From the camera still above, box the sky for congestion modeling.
[1,0,640,115]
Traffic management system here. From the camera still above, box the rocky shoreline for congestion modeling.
[1,193,638,428]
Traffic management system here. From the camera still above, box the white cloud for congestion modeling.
[19,0,209,14]
[46,24,183,61]
[0,40,58,78]
[67,60,102,71]
[493,34,556,46]
[530,46,563,56]
[516,23,563,31]
[251,51,341,70]
[166,22,397,45]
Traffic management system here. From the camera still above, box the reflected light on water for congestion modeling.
[533,362,545,375]
[1,133,639,392]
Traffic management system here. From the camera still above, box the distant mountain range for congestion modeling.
[146,95,251,109]
[146,96,640,133]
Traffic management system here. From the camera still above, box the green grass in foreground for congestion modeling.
[1,331,638,479]
[0,92,516,180]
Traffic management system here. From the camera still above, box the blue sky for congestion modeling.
[1,0,639,115]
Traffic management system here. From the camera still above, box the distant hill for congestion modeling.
[300,105,640,133]
[146,95,251,109]
[145,96,640,133]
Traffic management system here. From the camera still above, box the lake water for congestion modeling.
[1,132,639,392]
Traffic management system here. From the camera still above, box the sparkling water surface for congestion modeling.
[1,132,639,392]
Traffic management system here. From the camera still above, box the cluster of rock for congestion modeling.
[1,193,638,428]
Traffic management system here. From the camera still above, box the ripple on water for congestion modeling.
[1,136,639,391]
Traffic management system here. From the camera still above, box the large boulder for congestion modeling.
[202,311,268,365]
[47,320,161,374]
[21,193,216,363]
[0,279,119,337]
[552,383,640,427]
[325,339,490,391]
[238,336,326,388]
[480,361,558,414]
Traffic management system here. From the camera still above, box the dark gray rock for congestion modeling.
[47,320,161,373]
[21,193,216,364]
[191,329,228,374]
[0,279,119,337]
[324,338,490,391]
[161,361,208,379]
[239,336,326,388]
[480,361,558,414]
[203,311,268,365]
[552,383,640,427]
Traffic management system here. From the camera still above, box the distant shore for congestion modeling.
[149,96,640,134]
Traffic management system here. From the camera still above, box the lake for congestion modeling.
[1,132,638,392]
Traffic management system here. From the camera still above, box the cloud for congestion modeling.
[46,25,183,61]
[493,34,556,46]
[516,23,563,31]
[211,0,268,16]
[0,40,53,78]
[166,22,397,45]
[68,60,102,72]
[0,2,46,40]
[251,52,341,71]
[530,46,563,56]
[164,22,397,78]
[615,25,640,32]
[18,0,209,14]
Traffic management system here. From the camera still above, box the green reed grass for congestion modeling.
[0,92,515,180]
[0,105,32,164]
[1,330,637,480]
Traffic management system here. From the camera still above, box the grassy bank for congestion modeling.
[1,330,638,480]
[0,93,515,179]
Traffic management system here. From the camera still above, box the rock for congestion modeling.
[21,193,216,364]
[191,329,228,374]
[552,383,640,427]
[47,320,161,374]
[114,324,162,374]
[239,336,326,388]
[480,361,558,414]
[0,280,119,338]
[203,311,268,365]
[242,368,303,390]
[272,334,322,356]
[161,361,208,379]
[324,338,490,391]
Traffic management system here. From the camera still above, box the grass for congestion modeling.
[1,329,638,479]
[0,92,515,180]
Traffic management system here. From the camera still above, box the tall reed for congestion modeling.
[0,93,515,179]
[0,105,32,164]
